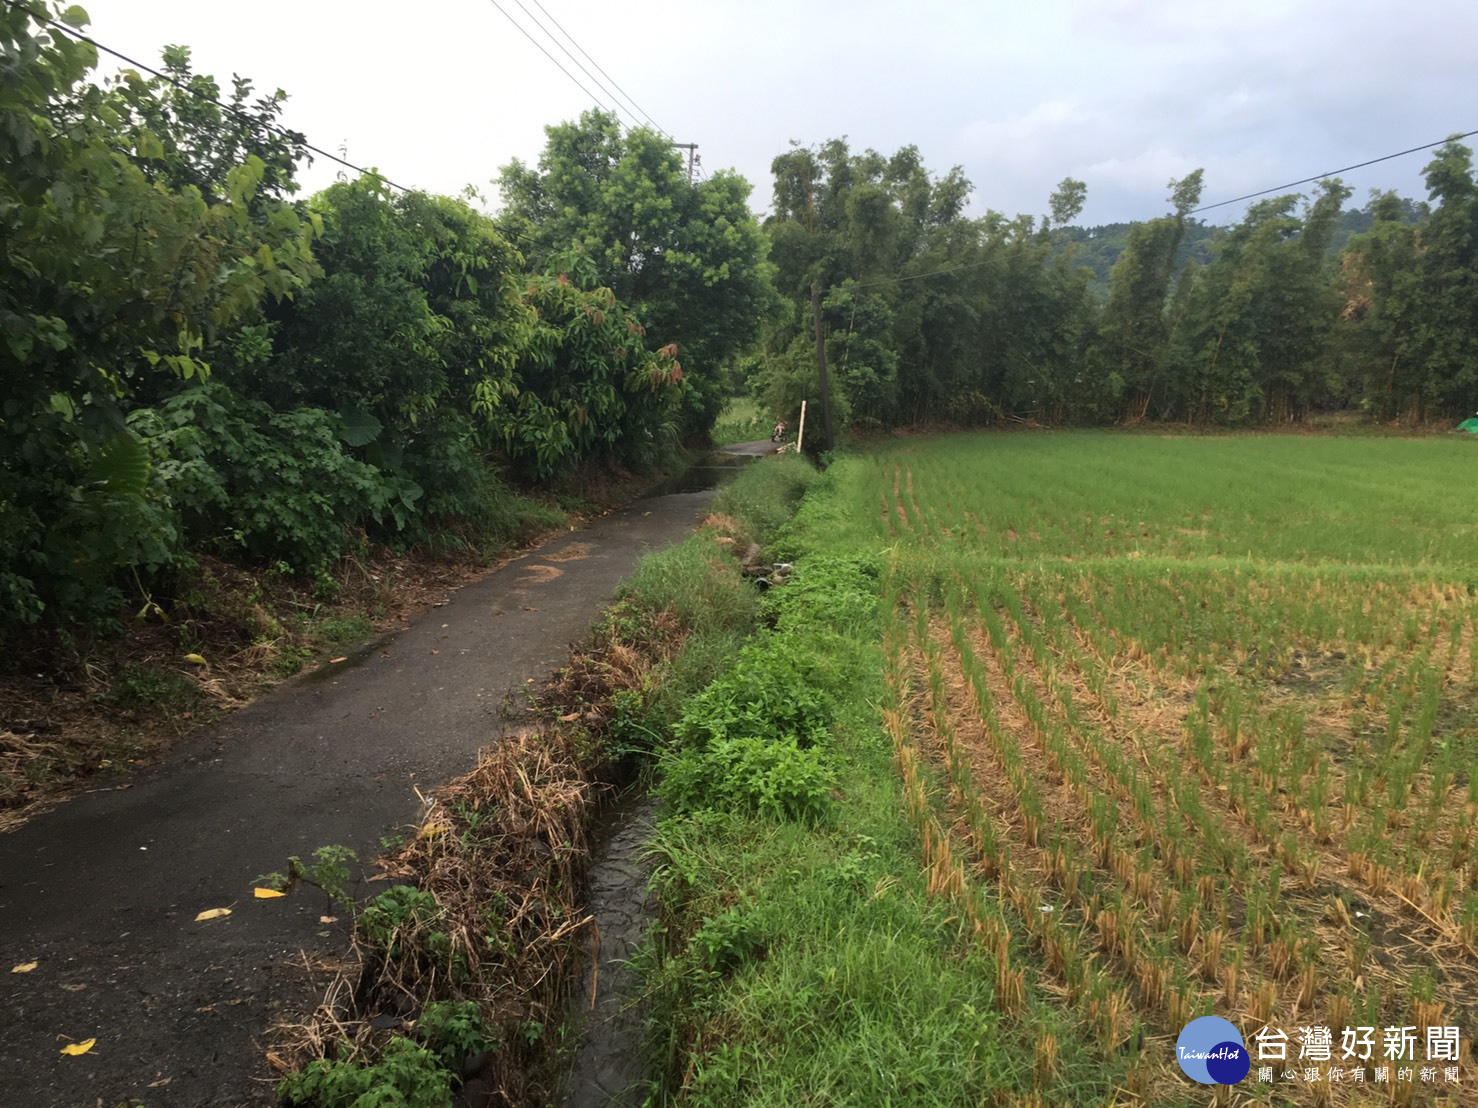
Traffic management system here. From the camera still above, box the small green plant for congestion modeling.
[291,844,358,910]
[692,905,768,975]
[411,1000,492,1069]
[359,885,442,950]
[107,665,201,713]
[255,844,358,908]
[660,735,836,824]
[277,1036,453,1107]
[355,885,468,981]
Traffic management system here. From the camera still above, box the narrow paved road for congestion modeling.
[0,485,725,1107]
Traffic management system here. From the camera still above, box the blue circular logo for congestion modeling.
[1206,1040,1251,1084]
[1176,1017,1248,1085]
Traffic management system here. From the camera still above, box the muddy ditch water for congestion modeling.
[559,791,661,1107]
[555,443,768,1105]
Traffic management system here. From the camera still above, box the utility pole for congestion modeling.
[672,142,698,183]
[810,282,836,453]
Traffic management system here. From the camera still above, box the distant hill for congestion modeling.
[1053,219,1223,290]
[1055,193,1426,290]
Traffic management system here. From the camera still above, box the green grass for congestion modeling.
[710,395,772,446]
[640,429,1478,1105]
[636,453,1142,1104]
[865,429,1478,572]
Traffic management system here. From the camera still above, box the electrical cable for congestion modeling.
[6,0,416,193]
[1191,129,1478,213]
[509,0,666,138]
[850,129,1478,289]
[521,0,670,139]
[484,0,636,128]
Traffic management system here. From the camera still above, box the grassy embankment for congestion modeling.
[638,430,1478,1105]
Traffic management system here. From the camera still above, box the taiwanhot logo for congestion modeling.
[1176,1016,1250,1085]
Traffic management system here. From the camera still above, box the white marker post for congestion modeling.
[796,400,807,454]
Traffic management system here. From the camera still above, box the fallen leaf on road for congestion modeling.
[59,1039,95,1056]
[194,907,231,921]
[147,1077,172,1088]
[319,915,337,924]
[11,962,37,973]
[523,606,539,611]
[329,656,348,664]
[253,888,286,899]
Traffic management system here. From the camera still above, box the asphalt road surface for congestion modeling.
[0,481,730,1107]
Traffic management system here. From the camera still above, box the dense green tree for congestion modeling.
[100,44,306,209]
[497,111,774,439]
[0,2,317,627]
[1098,170,1204,421]
[1168,180,1350,423]
[1336,191,1426,419]
[1410,139,1478,416]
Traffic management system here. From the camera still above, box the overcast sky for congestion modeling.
[86,0,1476,226]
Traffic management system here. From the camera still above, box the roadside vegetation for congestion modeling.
[264,456,817,1104]
[638,433,1477,1105]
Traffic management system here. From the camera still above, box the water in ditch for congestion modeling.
[557,443,770,1105]
[560,790,662,1107]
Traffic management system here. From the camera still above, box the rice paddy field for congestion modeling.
[853,431,1478,1103]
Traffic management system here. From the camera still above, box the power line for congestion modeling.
[521,0,670,139]
[484,0,637,128]
[7,0,415,193]
[510,0,668,139]
[850,128,1478,291]
[851,257,996,291]
[1191,128,1478,214]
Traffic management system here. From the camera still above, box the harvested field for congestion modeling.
[867,432,1478,1103]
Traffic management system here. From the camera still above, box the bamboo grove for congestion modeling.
[757,142,1478,431]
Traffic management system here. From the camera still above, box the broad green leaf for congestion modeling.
[59,6,89,28]
[135,128,164,160]
[88,431,150,496]
[337,408,383,447]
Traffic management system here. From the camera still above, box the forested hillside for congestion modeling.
[4,0,1477,639]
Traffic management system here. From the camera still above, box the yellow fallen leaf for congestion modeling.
[11,961,37,974]
[253,887,286,899]
[417,821,452,839]
[183,653,208,666]
[59,1038,96,1056]
[194,908,231,921]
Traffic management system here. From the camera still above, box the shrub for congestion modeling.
[676,634,834,751]
[659,734,835,824]
[277,1037,452,1108]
